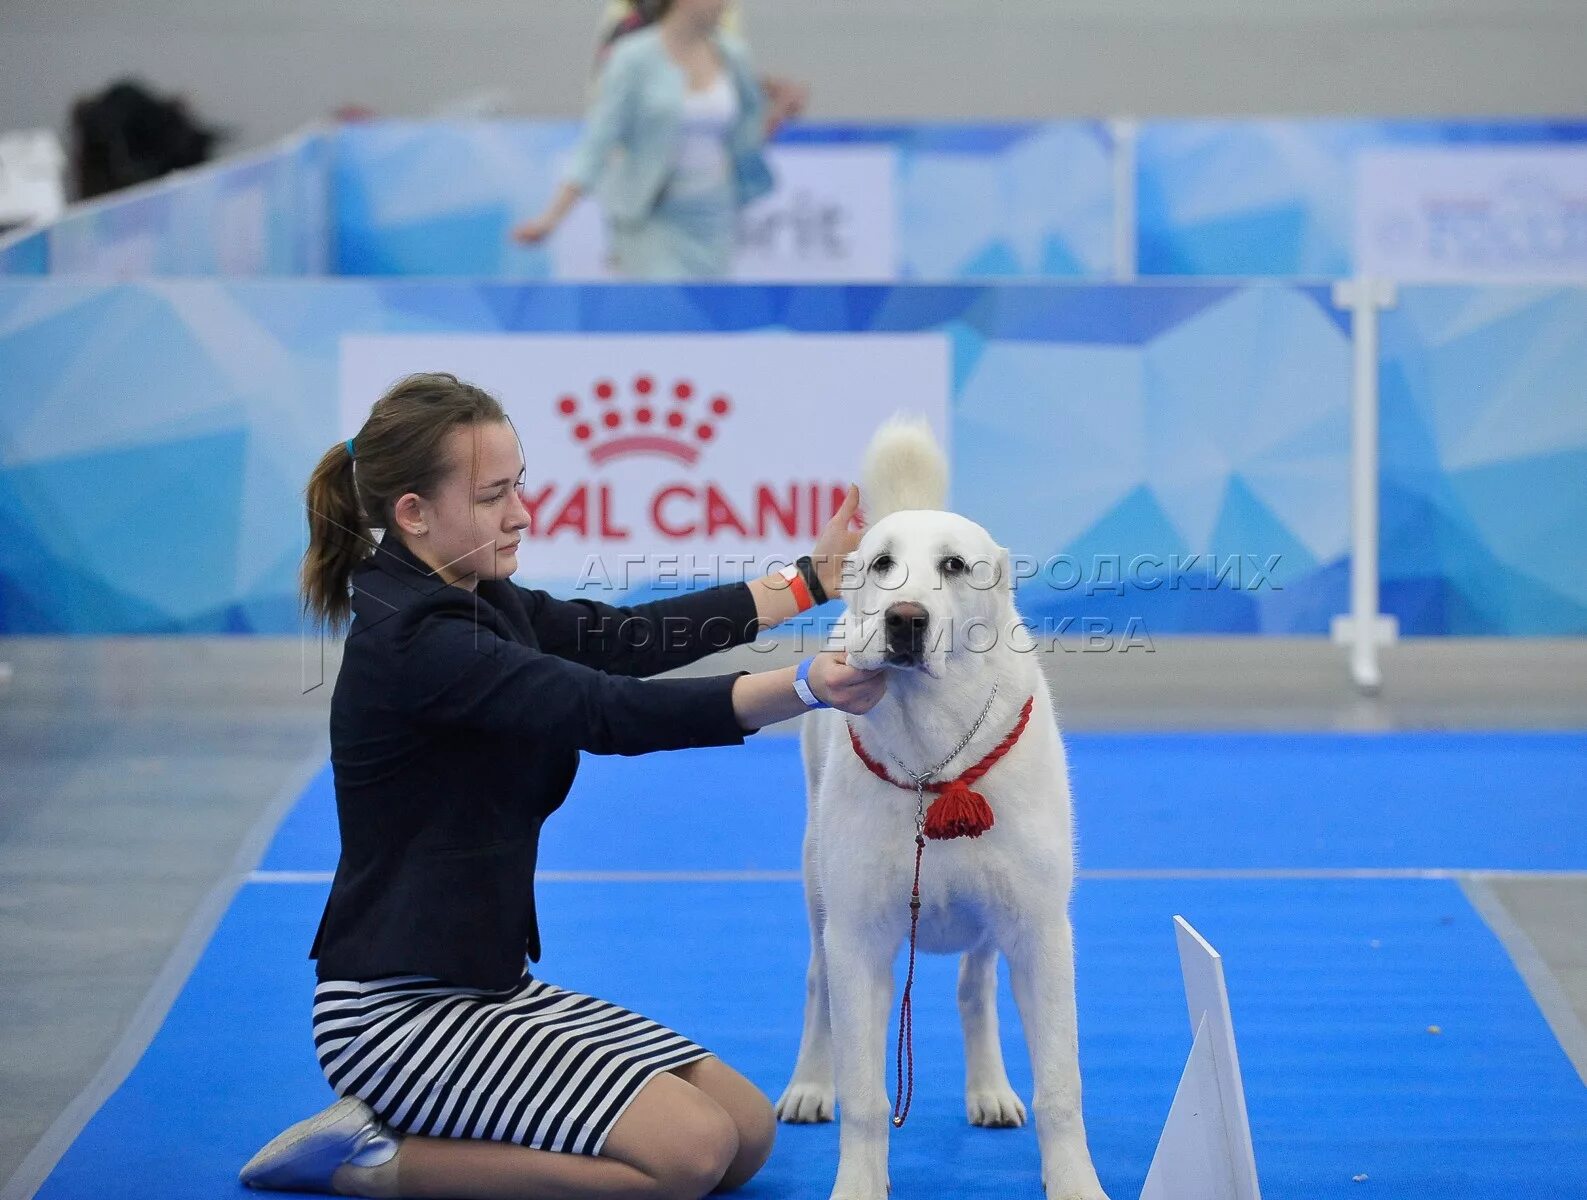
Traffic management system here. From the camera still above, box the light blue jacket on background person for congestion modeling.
[565,25,773,277]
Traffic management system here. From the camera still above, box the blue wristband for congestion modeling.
[793,655,830,709]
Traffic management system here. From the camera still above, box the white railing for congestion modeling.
[1331,278,1400,694]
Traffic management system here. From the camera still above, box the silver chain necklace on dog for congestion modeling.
[886,683,1001,808]
[847,681,1042,1128]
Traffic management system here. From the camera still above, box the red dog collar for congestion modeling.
[846,695,1035,840]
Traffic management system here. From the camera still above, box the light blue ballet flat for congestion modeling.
[239,1096,400,1192]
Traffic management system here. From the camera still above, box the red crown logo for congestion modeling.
[557,375,731,466]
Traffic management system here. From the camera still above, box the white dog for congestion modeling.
[776,417,1109,1200]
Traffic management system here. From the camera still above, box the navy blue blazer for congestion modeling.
[310,528,763,989]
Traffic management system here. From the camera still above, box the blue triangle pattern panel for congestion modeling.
[1380,287,1587,634]
[1,279,1582,634]
[1136,119,1587,277]
[328,120,1116,280]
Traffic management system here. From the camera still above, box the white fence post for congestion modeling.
[1330,276,1399,694]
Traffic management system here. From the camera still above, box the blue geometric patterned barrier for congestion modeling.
[332,120,1119,279]
[1137,119,1587,277]
[2,276,1580,636]
[0,227,47,275]
[1380,286,1587,633]
[333,121,579,278]
[0,281,1355,635]
[0,130,332,278]
[11,117,1587,283]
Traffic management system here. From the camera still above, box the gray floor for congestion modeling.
[0,639,332,1195]
[1,634,1584,1194]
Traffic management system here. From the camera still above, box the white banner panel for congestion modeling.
[0,129,66,225]
[549,144,898,281]
[340,333,949,586]
[1356,146,1587,280]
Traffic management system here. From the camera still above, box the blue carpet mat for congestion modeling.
[266,732,1587,873]
[36,733,1587,1199]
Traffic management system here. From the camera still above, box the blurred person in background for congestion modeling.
[594,0,808,134]
[509,0,774,279]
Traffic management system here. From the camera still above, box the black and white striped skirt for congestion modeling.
[312,972,711,1156]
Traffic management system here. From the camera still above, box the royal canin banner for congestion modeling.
[339,333,950,586]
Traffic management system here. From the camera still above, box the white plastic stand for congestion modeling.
[1139,917,1262,1200]
[1330,276,1399,694]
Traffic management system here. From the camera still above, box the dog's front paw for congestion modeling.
[1043,1158,1109,1200]
[827,1170,889,1200]
[967,1084,1027,1128]
[775,1080,835,1124]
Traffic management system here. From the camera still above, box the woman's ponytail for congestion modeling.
[300,439,371,630]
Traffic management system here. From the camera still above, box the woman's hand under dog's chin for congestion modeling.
[843,638,946,681]
[806,650,889,715]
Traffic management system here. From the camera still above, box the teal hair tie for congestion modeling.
[345,437,356,459]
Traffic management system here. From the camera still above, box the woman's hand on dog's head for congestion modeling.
[808,650,888,714]
[809,483,865,598]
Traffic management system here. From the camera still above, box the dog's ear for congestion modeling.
[996,544,1012,589]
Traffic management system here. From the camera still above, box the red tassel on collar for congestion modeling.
[846,696,1035,840]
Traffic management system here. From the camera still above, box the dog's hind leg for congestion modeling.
[776,718,836,1124]
[959,944,1027,1127]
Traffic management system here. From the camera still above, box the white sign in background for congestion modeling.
[549,145,898,282]
[1356,146,1587,281]
[340,333,949,587]
[0,129,66,225]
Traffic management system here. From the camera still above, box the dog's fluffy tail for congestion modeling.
[861,414,947,522]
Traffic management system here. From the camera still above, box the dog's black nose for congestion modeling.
[885,603,929,659]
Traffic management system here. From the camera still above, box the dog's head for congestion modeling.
[840,509,1015,679]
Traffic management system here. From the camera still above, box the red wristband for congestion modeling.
[778,562,814,611]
